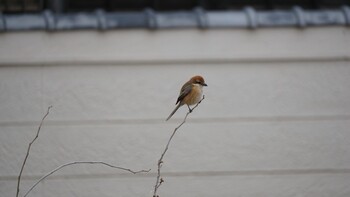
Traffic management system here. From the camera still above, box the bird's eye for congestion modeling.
[196,81,200,84]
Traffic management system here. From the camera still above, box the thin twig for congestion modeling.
[153,95,205,197]
[23,161,151,197]
[16,106,52,197]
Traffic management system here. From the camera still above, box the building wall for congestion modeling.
[1,27,350,197]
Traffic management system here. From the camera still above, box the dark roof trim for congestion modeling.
[1,6,350,31]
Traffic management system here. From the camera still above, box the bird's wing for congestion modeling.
[176,82,192,104]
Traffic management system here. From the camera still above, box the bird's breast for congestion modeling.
[183,84,203,105]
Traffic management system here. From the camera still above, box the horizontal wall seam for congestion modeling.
[1,114,350,127]
[0,56,349,67]
[2,168,350,181]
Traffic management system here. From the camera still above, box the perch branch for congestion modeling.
[24,161,151,197]
[16,106,52,197]
[153,95,205,197]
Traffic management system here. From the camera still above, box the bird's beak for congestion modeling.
[203,83,208,86]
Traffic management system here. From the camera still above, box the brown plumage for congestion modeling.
[166,75,207,121]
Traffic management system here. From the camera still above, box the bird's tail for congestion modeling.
[166,104,181,121]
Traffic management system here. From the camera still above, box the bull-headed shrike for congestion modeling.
[166,75,207,121]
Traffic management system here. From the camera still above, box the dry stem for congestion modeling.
[17,106,150,197]
[153,95,205,197]
[24,161,150,197]
[16,106,52,197]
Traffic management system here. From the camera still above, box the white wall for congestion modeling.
[1,27,350,197]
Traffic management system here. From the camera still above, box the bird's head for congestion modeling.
[190,75,208,87]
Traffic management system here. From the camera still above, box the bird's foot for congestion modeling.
[187,105,193,113]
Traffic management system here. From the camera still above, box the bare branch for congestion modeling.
[24,161,151,197]
[153,95,205,197]
[16,106,52,197]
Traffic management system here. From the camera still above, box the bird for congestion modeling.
[166,75,207,121]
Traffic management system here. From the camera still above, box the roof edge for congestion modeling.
[1,6,350,32]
